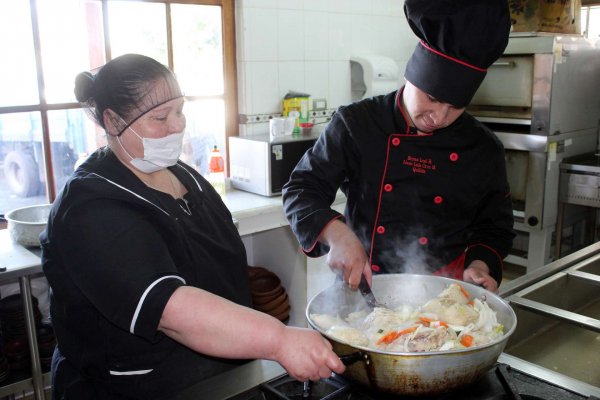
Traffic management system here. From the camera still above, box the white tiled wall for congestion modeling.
[235,0,418,135]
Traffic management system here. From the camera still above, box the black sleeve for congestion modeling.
[282,112,358,257]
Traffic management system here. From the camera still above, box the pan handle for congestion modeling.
[339,351,370,366]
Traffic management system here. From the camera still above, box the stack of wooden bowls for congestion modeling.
[248,266,290,322]
[0,294,44,372]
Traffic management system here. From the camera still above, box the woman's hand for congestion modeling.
[463,260,498,293]
[273,327,345,381]
[320,220,372,289]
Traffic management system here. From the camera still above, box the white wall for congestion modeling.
[235,0,418,135]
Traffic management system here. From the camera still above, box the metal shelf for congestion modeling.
[0,372,50,397]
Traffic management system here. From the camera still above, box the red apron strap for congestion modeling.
[433,252,466,280]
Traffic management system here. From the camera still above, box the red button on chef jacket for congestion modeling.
[376,226,385,234]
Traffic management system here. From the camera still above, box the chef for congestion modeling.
[282,0,516,293]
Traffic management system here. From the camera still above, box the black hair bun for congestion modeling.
[74,71,95,103]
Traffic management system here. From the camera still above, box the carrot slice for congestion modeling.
[420,317,449,329]
[460,334,474,347]
[459,284,471,299]
[377,326,418,345]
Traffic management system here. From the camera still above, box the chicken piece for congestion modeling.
[437,283,471,305]
[439,303,479,326]
[326,325,369,347]
[407,327,457,352]
[422,284,477,326]
[385,326,457,352]
[421,298,448,317]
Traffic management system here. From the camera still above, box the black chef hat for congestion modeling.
[404,0,511,108]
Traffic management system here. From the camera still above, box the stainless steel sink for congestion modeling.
[505,304,600,386]
[512,272,600,317]
[500,246,600,389]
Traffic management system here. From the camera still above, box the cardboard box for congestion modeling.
[509,0,581,34]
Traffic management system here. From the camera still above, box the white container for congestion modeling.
[269,117,295,138]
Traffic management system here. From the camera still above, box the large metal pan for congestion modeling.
[306,274,517,396]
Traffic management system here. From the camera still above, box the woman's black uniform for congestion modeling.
[282,88,515,283]
[40,149,251,399]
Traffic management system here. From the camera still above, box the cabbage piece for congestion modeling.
[471,299,499,333]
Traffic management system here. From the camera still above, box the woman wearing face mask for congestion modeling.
[40,54,344,400]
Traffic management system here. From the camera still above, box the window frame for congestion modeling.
[0,0,237,202]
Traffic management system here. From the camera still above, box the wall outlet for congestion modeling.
[312,98,327,111]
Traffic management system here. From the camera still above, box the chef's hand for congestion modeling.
[275,326,345,381]
[463,260,498,293]
[320,219,372,290]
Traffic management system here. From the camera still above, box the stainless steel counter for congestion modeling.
[498,242,600,397]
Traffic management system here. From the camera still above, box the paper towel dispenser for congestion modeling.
[350,56,400,102]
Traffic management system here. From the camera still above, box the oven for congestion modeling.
[468,34,600,272]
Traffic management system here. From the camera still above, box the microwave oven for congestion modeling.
[229,132,319,196]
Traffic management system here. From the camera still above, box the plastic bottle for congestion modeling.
[208,145,226,197]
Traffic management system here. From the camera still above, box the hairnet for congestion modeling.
[74,54,184,136]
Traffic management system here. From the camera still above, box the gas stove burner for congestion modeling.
[239,363,593,400]
[260,375,349,399]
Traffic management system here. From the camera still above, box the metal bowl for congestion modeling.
[5,204,52,247]
[307,274,517,396]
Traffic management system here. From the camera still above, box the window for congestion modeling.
[581,5,600,38]
[0,0,236,216]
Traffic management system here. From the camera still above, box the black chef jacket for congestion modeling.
[40,149,252,399]
[282,88,515,284]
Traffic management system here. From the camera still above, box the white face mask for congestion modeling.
[118,125,184,174]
